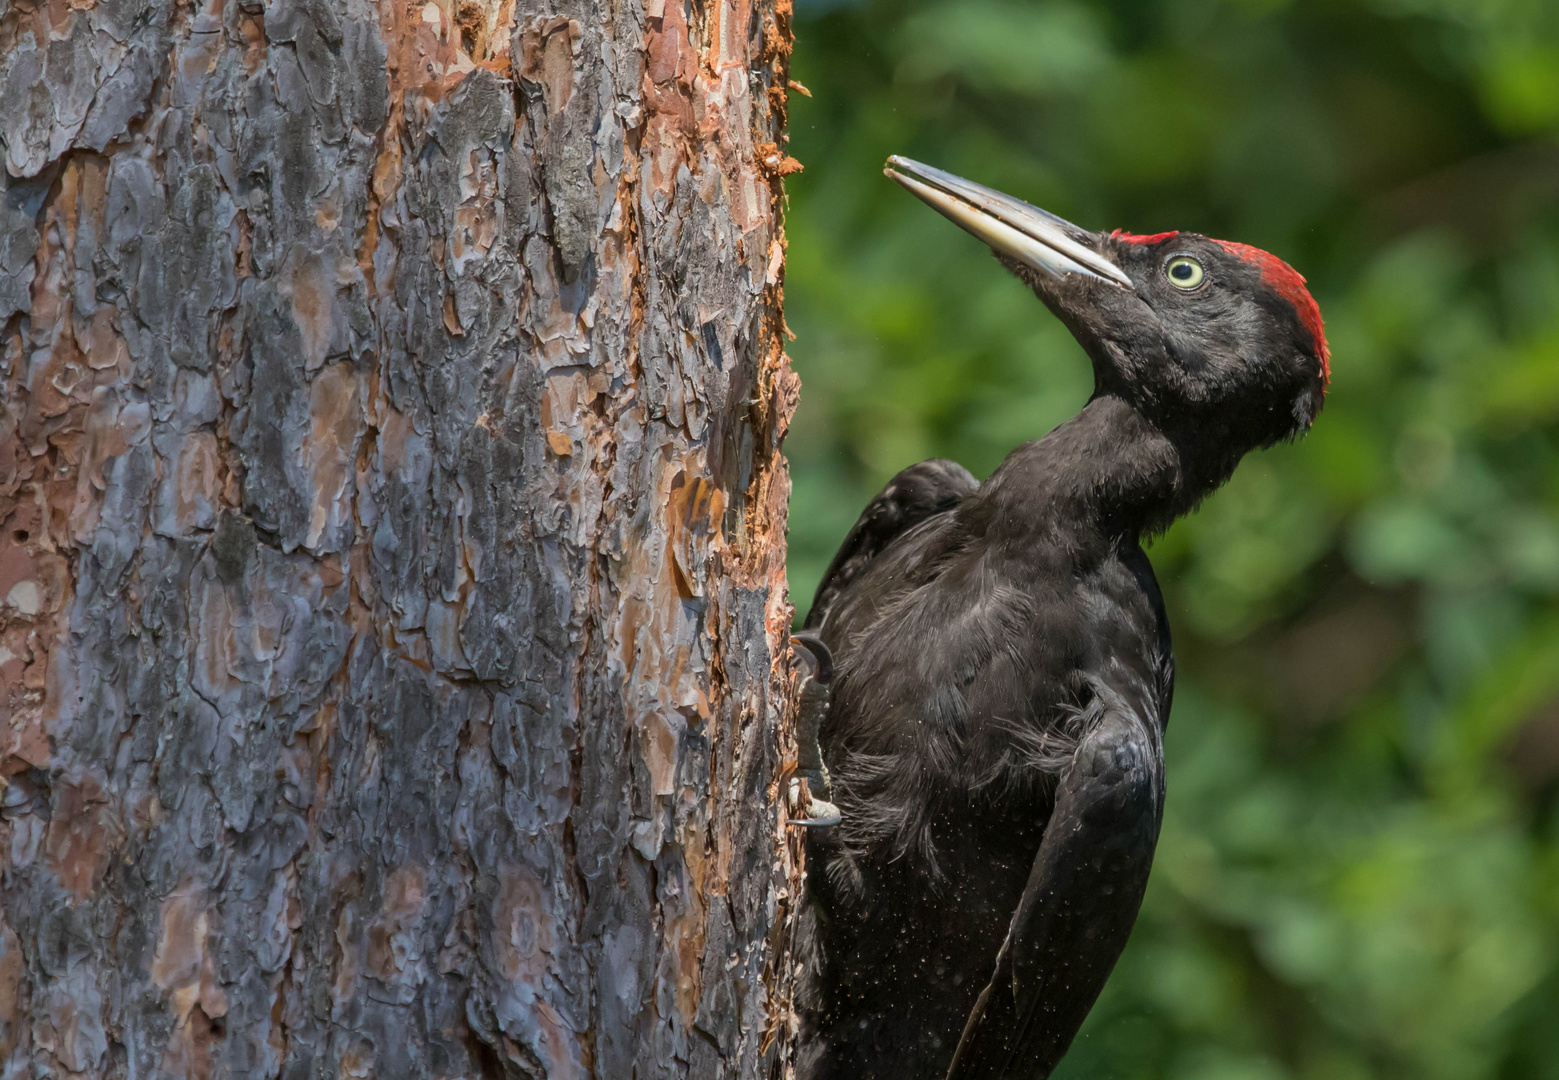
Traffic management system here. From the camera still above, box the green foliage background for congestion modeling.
[781,1,1559,1076]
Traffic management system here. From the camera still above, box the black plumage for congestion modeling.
[793,159,1329,1080]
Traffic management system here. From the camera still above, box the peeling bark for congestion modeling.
[0,0,804,1074]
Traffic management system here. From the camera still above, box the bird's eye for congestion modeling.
[1164,256,1205,290]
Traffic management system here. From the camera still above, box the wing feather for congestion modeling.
[804,458,978,630]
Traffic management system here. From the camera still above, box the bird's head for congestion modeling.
[886,157,1330,451]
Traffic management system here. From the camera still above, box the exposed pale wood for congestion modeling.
[0,0,803,1073]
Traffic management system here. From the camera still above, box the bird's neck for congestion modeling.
[969,393,1238,546]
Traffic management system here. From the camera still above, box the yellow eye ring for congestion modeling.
[1165,255,1205,290]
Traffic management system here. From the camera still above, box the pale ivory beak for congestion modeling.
[885,156,1133,289]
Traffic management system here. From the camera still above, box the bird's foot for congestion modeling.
[788,633,841,827]
[788,777,842,827]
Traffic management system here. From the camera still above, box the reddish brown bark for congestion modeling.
[0,0,804,1074]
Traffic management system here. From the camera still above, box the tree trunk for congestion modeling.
[0,0,804,1074]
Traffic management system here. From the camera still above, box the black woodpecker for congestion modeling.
[791,158,1330,1080]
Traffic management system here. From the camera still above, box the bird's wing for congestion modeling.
[944,682,1166,1080]
[803,458,978,631]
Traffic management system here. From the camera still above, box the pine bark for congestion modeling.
[0,0,804,1075]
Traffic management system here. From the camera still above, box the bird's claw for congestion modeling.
[788,777,843,827]
[789,633,840,827]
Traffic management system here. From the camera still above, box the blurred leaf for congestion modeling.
[895,0,1114,97]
